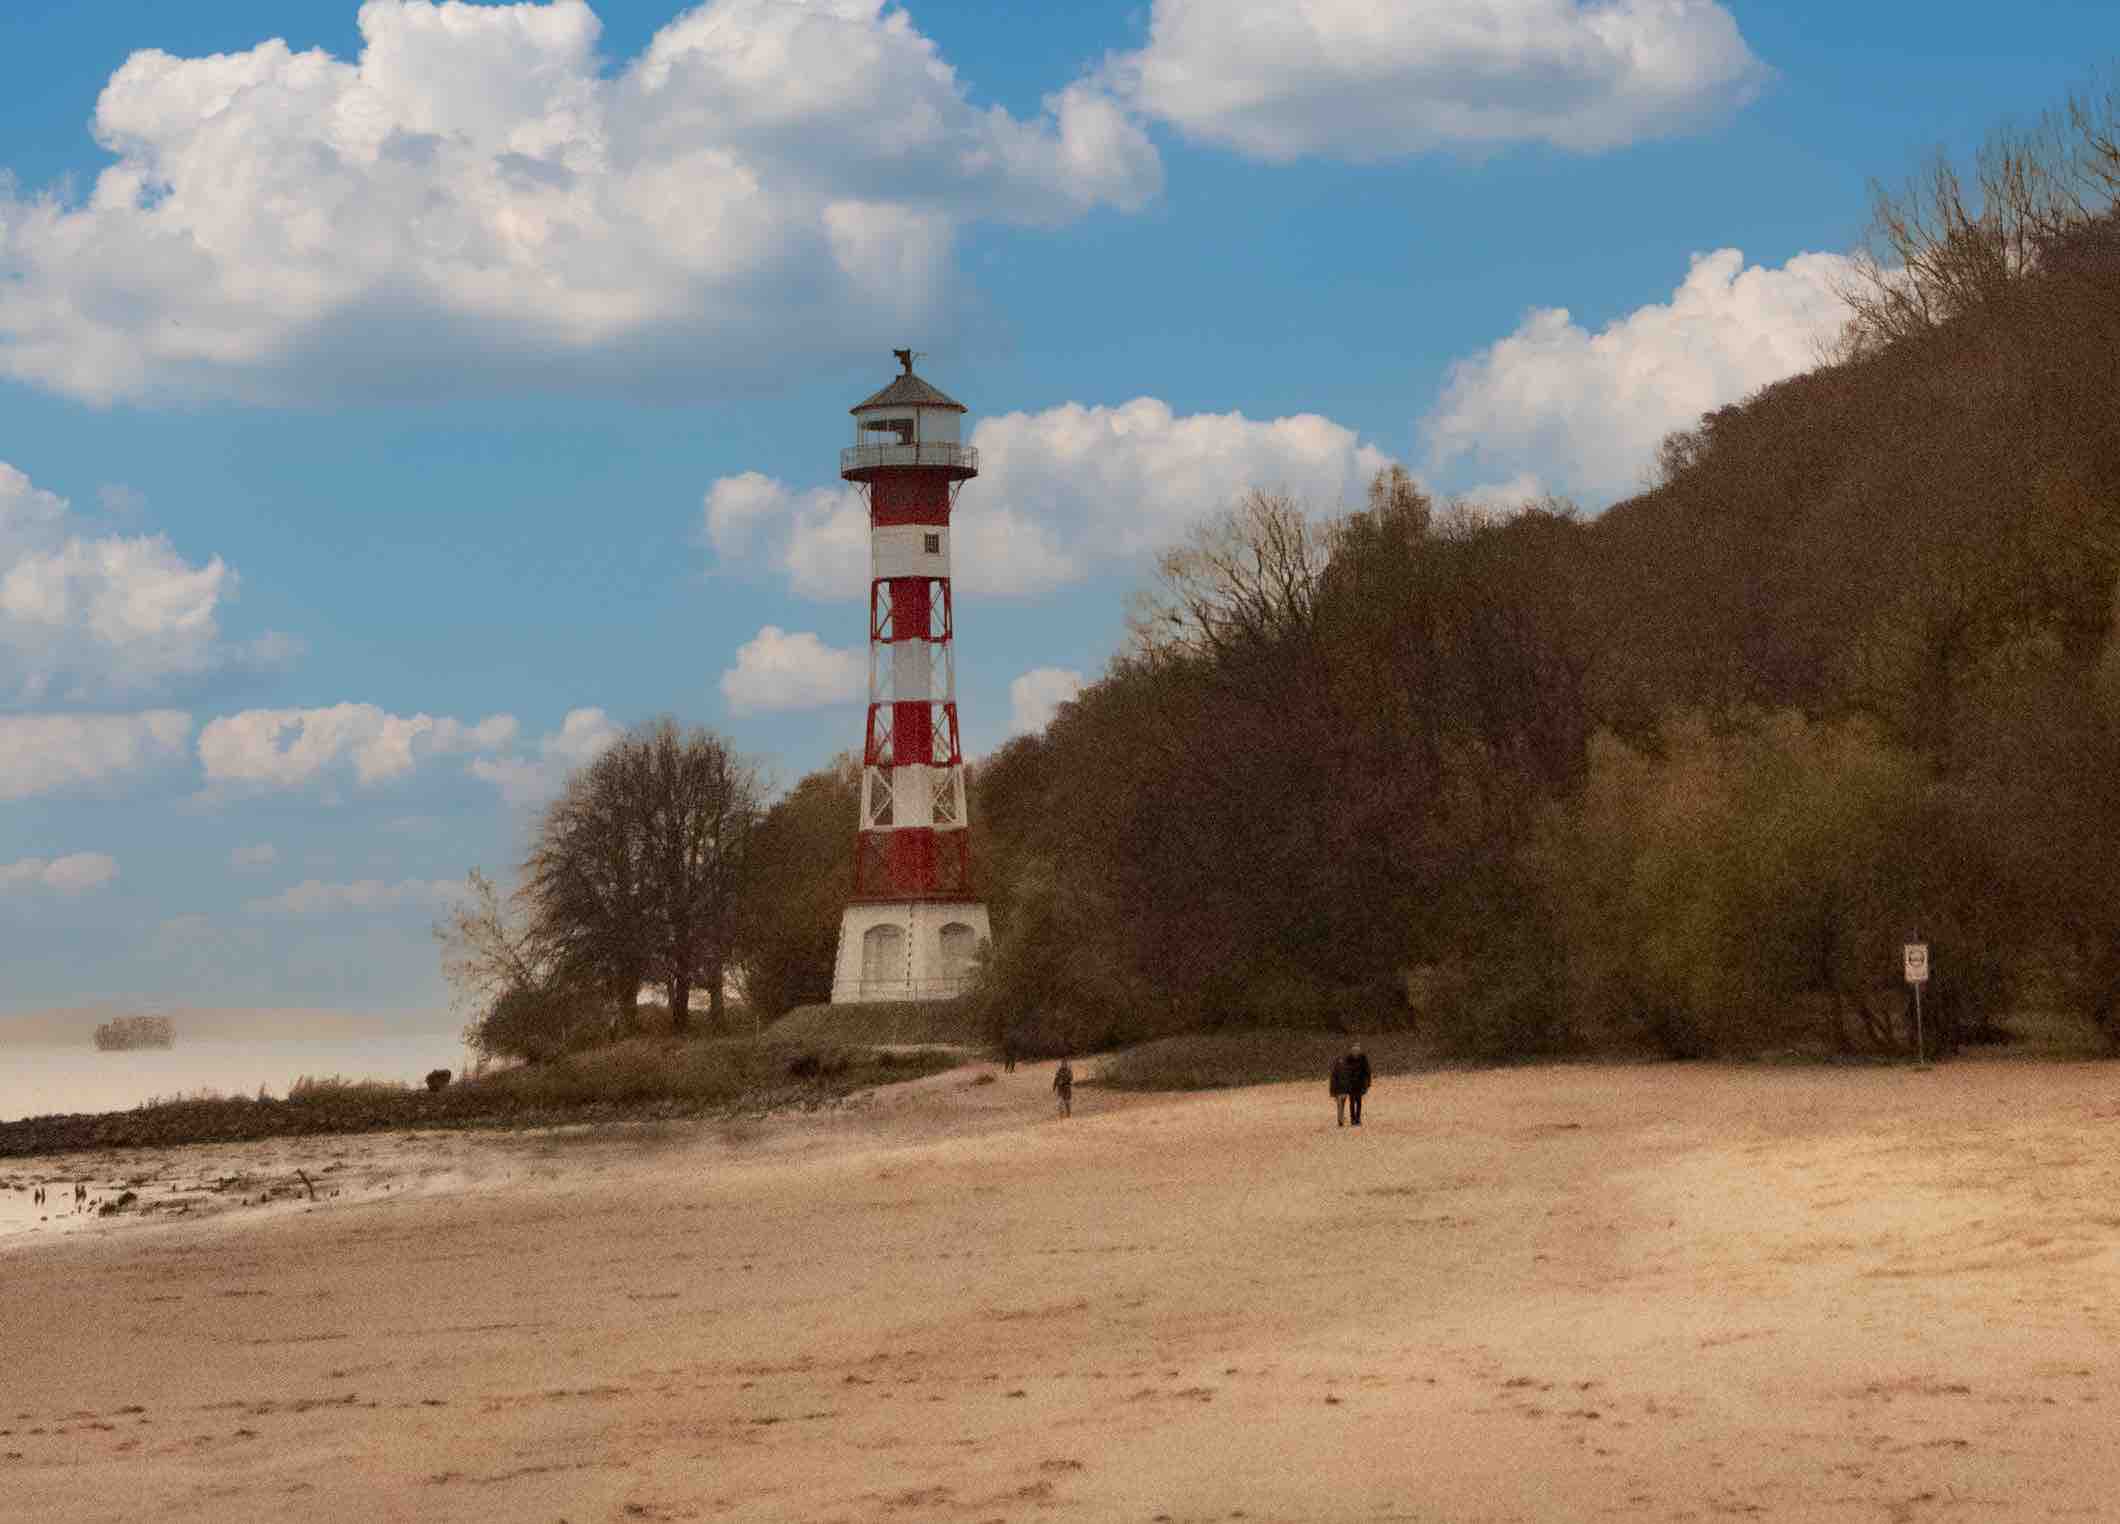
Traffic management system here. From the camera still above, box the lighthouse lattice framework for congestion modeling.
[829,351,992,1003]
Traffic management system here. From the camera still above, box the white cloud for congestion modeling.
[197,702,517,790]
[1453,472,1550,511]
[707,397,1391,599]
[0,852,120,894]
[245,876,467,915]
[1422,248,1858,505]
[1009,667,1084,735]
[1107,0,1769,163]
[229,842,278,871]
[1,462,269,701]
[702,471,793,559]
[0,0,1160,405]
[0,710,193,800]
[720,626,865,714]
[468,705,624,804]
[0,463,68,533]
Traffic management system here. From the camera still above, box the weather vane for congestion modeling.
[893,347,925,374]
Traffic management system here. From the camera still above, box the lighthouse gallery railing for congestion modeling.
[840,442,978,475]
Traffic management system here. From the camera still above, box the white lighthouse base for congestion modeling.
[831,901,992,1004]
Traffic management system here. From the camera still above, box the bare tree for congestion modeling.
[435,868,543,1016]
[635,718,761,1031]
[522,718,761,1036]
[1832,76,2120,358]
[1128,491,1327,663]
[525,739,657,1034]
[435,869,604,1062]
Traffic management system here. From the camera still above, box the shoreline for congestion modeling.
[0,1125,539,1249]
[0,1041,967,1160]
[0,1055,1058,1251]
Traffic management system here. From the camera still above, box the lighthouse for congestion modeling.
[829,350,992,1003]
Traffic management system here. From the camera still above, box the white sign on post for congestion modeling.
[1904,942,1930,984]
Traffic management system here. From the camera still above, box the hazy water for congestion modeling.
[0,1034,475,1123]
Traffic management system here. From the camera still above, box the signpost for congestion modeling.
[1904,941,1930,1066]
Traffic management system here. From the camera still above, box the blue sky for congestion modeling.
[1,0,2111,1029]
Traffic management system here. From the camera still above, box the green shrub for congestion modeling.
[1531,711,1937,1059]
[465,983,611,1064]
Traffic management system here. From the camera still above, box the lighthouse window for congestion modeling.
[924,533,941,554]
[865,416,914,445]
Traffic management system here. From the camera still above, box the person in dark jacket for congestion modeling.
[1329,1042,1372,1126]
[1053,1056,1074,1117]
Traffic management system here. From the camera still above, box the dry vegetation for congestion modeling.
[0,1038,960,1158]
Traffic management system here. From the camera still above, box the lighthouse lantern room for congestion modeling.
[829,350,992,1003]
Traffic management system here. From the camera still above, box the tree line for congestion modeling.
[449,75,2120,1064]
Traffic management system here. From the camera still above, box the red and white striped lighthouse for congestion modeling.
[830,350,992,1003]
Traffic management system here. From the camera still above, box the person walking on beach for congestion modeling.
[1330,1042,1372,1127]
[1053,1056,1074,1118]
[1001,1033,1018,1073]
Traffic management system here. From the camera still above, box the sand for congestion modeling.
[4,1056,2119,1522]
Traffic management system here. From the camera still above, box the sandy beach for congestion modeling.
[5,1056,2120,1522]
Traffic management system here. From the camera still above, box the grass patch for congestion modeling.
[286,1074,413,1102]
[767,999,986,1046]
[475,1036,956,1109]
[1096,1030,1435,1092]
[1,1037,964,1157]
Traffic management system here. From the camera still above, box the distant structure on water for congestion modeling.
[93,1014,175,1050]
[829,350,991,1004]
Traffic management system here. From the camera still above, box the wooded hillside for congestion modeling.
[740,82,2120,1061]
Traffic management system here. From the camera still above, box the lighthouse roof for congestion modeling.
[850,369,965,414]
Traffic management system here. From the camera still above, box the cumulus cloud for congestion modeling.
[1106,0,1769,163]
[468,705,624,804]
[1,462,276,701]
[720,626,865,713]
[1450,471,1552,514]
[707,397,1391,599]
[0,710,193,800]
[197,702,517,790]
[1009,667,1084,735]
[0,0,1160,405]
[0,463,68,532]
[245,876,467,915]
[0,852,120,894]
[229,842,278,871]
[1422,248,1858,505]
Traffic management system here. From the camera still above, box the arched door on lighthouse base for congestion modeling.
[861,923,906,995]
